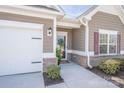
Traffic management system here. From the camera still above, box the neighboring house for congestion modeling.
[0,5,124,76]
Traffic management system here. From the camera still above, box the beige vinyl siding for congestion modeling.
[72,26,85,51]
[89,12,124,51]
[57,28,72,50]
[0,12,54,53]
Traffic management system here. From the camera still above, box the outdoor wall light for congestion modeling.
[47,27,53,36]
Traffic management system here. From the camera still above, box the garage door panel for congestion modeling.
[0,23,43,76]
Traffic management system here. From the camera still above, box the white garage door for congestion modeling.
[0,20,43,76]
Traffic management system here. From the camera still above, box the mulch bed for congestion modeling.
[87,67,124,88]
[43,73,64,86]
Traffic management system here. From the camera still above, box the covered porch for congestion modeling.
[56,18,87,67]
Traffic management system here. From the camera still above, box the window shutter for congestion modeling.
[117,34,121,54]
[94,32,99,55]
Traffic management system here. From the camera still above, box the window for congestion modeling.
[99,31,117,55]
[100,34,108,54]
[109,35,117,53]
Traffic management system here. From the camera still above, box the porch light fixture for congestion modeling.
[47,27,53,36]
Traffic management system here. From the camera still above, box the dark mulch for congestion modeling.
[87,67,124,88]
[43,73,64,86]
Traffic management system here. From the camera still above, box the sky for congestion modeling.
[60,5,92,19]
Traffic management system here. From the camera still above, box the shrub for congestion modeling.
[47,65,61,80]
[56,48,62,65]
[120,61,124,71]
[98,59,121,75]
[113,58,124,71]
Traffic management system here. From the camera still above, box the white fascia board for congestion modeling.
[115,6,124,24]
[0,5,57,19]
[0,19,44,30]
[10,5,64,16]
[55,5,65,14]
[57,21,80,29]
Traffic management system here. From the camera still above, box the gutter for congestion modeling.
[80,18,92,69]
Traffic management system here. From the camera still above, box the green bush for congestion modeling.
[120,62,124,71]
[47,65,61,80]
[98,59,121,75]
[113,58,124,71]
[56,48,62,65]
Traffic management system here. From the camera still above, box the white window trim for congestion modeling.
[99,29,118,56]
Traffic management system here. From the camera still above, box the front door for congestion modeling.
[57,32,67,60]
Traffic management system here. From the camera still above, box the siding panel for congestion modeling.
[89,12,124,51]
[72,26,85,51]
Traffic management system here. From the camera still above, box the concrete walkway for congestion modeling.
[0,72,44,88]
[47,62,118,88]
[0,63,118,88]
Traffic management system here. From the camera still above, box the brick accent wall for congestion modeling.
[71,54,87,67]
[43,58,57,72]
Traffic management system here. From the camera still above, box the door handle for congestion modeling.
[31,61,42,64]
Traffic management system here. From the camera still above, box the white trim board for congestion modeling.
[0,6,57,20]
[57,21,80,29]
[67,50,94,56]
[99,29,118,34]
[67,49,124,56]
[120,51,124,54]
[43,53,56,58]
[99,29,118,55]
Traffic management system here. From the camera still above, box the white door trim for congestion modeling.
[57,31,68,60]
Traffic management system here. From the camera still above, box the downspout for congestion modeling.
[80,19,92,69]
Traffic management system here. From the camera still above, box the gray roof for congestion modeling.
[26,5,60,12]
[77,5,98,18]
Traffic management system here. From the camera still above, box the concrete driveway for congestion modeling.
[47,62,118,88]
[0,72,44,88]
